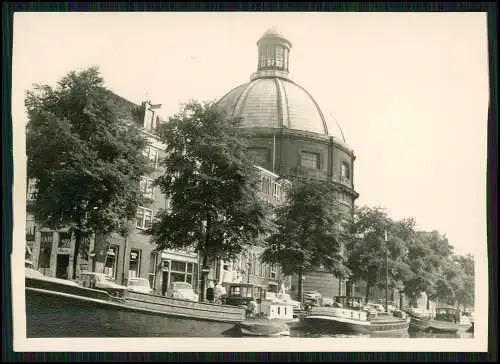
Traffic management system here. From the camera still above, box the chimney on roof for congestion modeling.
[142,99,164,131]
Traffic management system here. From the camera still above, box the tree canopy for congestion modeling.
[148,100,269,264]
[345,205,475,309]
[261,178,351,301]
[26,66,152,278]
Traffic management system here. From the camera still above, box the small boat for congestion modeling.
[25,268,245,338]
[220,282,296,336]
[300,296,411,335]
[409,306,472,334]
[467,322,474,333]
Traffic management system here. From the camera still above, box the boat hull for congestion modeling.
[124,291,245,323]
[409,315,468,334]
[300,313,410,335]
[25,277,245,338]
[238,319,291,337]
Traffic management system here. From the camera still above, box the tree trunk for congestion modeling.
[72,229,81,280]
[297,268,304,304]
[399,291,404,309]
[365,282,371,304]
[426,294,430,310]
[200,255,208,302]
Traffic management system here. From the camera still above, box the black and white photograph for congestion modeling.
[11,11,489,352]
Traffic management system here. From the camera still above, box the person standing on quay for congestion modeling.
[206,280,215,302]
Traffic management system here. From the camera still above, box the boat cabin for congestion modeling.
[434,307,461,323]
[221,283,266,307]
[333,296,364,310]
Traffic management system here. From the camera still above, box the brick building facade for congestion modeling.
[25,97,289,295]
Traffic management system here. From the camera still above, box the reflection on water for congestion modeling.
[409,331,474,339]
[289,328,473,339]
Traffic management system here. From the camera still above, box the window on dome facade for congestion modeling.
[283,48,289,71]
[248,147,269,166]
[300,151,320,169]
[341,162,350,179]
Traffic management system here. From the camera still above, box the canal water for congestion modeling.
[287,328,474,339]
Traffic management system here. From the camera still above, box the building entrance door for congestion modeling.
[55,254,69,279]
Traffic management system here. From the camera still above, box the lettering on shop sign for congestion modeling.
[40,232,53,244]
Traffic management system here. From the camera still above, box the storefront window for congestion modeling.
[58,231,72,251]
[128,249,141,279]
[104,245,119,279]
[166,259,198,287]
[26,219,36,242]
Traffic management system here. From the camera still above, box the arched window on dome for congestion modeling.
[265,46,275,67]
[275,47,284,69]
[259,49,266,69]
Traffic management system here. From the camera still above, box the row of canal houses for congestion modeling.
[24,94,428,309]
[25,96,291,297]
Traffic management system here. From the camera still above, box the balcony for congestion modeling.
[254,165,291,205]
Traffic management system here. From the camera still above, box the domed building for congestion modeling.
[215,28,360,301]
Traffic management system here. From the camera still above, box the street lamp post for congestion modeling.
[300,275,305,305]
[121,235,128,285]
[384,230,389,313]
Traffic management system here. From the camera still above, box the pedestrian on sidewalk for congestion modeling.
[206,280,215,303]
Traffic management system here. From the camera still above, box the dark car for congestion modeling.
[221,283,266,307]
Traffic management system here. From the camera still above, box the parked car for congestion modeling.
[25,267,44,278]
[79,272,128,297]
[166,282,199,302]
[366,302,386,313]
[303,290,322,307]
[362,305,379,317]
[26,266,79,287]
[321,297,334,307]
[127,277,154,294]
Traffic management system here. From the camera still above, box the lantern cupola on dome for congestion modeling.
[251,27,292,81]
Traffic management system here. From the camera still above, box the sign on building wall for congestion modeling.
[38,232,53,268]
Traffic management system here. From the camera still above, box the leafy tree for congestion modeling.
[26,66,152,279]
[148,100,269,300]
[402,230,455,308]
[346,207,416,304]
[403,232,441,308]
[345,206,392,303]
[261,178,351,303]
[454,254,474,309]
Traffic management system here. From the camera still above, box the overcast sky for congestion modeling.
[12,12,489,256]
